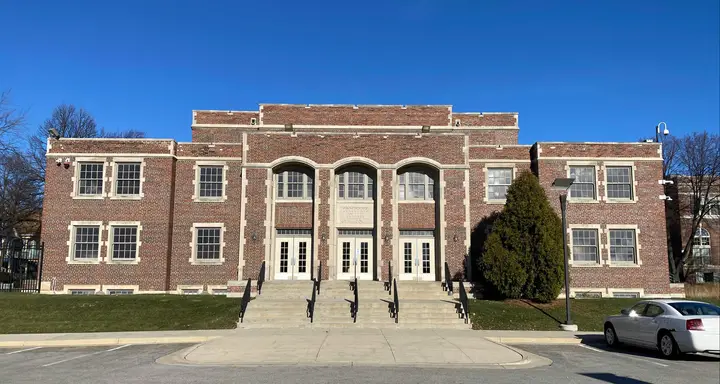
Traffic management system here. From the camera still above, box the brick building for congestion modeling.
[40,104,682,297]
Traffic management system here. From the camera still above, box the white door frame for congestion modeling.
[274,234,312,280]
[337,232,374,280]
[398,232,436,281]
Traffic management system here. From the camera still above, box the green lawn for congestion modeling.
[469,298,720,332]
[0,294,243,334]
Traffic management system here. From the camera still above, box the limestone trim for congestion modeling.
[269,156,320,169]
[313,168,320,279]
[207,285,229,295]
[482,163,518,204]
[192,160,229,202]
[566,287,606,298]
[264,169,273,280]
[192,124,519,131]
[109,157,146,200]
[244,162,469,170]
[103,285,140,294]
[189,223,226,265]
[71,156,109,199]
[607,288,646,298]
[332,156,381,170]
[438,169,447,282]
[605,224,642,266]
[463,169,471,263]
[176,284,204,294]
[237,167,248,280]
[393,157,443,170]
[327,168,337,279]
[391,169,400,279]
[376,169,383,279]
[105,221,143,264]
[63,284,102,294]
[66,221,104,264]
[469,159,531,163]
[600,161,638,204]
[567,224,603,266]
[564,161,601,203]
[540,156,662,161]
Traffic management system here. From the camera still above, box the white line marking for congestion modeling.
[623,354,669,367]
[6,347,42,355]
[578,344,605,353]
[41,351,104,367]
[106,344,131,352]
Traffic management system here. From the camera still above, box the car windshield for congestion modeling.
[668,302,720,316]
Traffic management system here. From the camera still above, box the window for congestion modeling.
[644,304,664,317]
[398,171,434,200]
[111,226,138,261]
[693,228,711,265]
[569,166,595,199]
[337,171,373,199]
[609,229,637,263]
[277,170,313,199]
[613,292,641,299]
[195,227,222,260]
[107,289,134,295]
[698,197,720,217]
[606,166,633,200]
[572,229,599,263]
[69,289,96,295]
[629,302,647,314]
[114,162,141,196]
[669,302,720,316]
[78,163,104,196]
[198,166,224,198]
[73,226,101,260]
[487,168,512,200]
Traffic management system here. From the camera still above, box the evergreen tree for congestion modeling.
[480,170,564,302]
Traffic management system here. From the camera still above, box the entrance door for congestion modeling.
[337,230,374,280]
[399,232,435,281]
[274,232,312,280]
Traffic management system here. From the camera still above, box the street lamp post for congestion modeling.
[552,177,577,331]
[655,122,669,143]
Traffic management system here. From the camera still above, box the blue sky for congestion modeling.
[1,0,718,143]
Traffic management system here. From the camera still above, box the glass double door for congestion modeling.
[337,235,374,280]
[274,236,311,280]
[399,237,435,281]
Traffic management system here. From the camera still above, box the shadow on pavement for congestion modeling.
[580,373,652,384]
[580,339,720,362]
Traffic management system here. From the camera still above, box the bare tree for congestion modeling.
[0,151,42,238]
[0,90,26,155]
[667,131,720,282]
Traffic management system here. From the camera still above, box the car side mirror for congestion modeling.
[621,309,629,316]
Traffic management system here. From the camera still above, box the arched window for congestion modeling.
[337,170,373,199]
[693,228,711,264]
[276,170,313,200]
[398,171,434,200]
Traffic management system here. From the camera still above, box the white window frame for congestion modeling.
[700,196,720,218]
[606,225,642,266]
[336,169,374,200]
[483,164,515,204]
[72,157,108,199]
[103,285,140,295]
[602,162,638,203]
[109,158,145,200]
[566,162,599,202]
[397,170,435,201]
[66,221,103,264]
[192,161,229,202]
[105,221,142,264]
[568,224,602,266]
[64,285,102,295]
[692,227,711,265]
[189,223,226,265]
[276,170,313,200]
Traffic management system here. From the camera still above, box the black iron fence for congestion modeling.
[0,237,44,293]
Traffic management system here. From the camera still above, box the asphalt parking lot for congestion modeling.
[1,342,718,384]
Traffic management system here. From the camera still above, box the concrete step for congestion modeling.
[238,322,471,330]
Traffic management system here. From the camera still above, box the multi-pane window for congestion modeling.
[487,168,512,200]
[111,226,138,260]
[699,197,720,216]
[572,229,599,263]
[693,228,711,265]
[78,163,104,196]
[115,162,141,196]
[73,226,100,260]
[609,229,636,263]
[195,227,221,260]
[606,167,633,200]
[338,171,373,199]
[276,171,313,199]
[569,166,596,199]
[198,166,224,198]
[398,171,434,200]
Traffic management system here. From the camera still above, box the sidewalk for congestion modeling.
[0,329,233,348]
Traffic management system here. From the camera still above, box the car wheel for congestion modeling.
[604,323,619,347]
[658,332,679,359]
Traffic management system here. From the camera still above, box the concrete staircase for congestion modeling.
[237,279,471,329]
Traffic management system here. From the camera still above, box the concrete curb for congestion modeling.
[0,336,219,348]
[485,334,604,345]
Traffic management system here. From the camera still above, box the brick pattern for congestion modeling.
[380,170,394,280]
[469,146,531,160]
[443,170,467,279]
[316,169,331,279]
[242,168,268,280]
[398,203,436,229]
[468,131,519,146]
[176,143,242,157]
[261,105,451,126]
[49,139,173,154]
[452,113,516,127]
[275,202,313,229]
[538,143,660,158]
[194,111,259,125]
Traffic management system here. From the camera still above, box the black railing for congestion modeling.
[257,261,266,295]
[314,261,322,295]
[458,280,469,324]
[391,278,399,323]
[442,262,453,296]
[383,261,392,295]
[351,277,359,323]
[239,279,252,323]
[0,237,44,293]
[307,281,316,323]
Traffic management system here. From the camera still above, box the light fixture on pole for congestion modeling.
[655,122,669,143]
[551,177,577,332]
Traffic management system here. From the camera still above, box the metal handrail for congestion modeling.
[443,262,453,295]
[458,281,469,324]
[384,261,392,295]
[257,261,266,295]
[314,261,322,295]
[239,279,252,323]
[307,281,316,323]
[351,277,359,323]
[392,278,399,323]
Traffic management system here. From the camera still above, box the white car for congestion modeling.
[604,299,720,358]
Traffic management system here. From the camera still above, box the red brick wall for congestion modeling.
[469,146,530,160]
[316,169,331,279]
[48,139,173,154]
[275,202,313,229]
[191,128,244,143]
[398,203,436,229]
[194,111,259,125]
[444,170,467,279]
[261,105,451,126]
[451,113,516,127]
[242,168,268,280]
[380,170,393,280]
[176,143,242,157]
[538,143,661,158]
[468,131,519,146]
